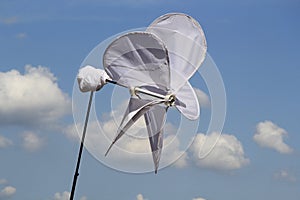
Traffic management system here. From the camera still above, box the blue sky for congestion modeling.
[0,0,299,200]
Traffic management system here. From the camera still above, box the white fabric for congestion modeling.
[103,32,170,91]
[105,97,165,156]
[144,105,167,173]
[147,13,207,91]
[103,13,206,173]
[146,13,205,120]
[77,65,110,92]
[175,80,199,120]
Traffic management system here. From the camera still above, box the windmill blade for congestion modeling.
[105,97,165,156]
[144,105,167,173]
[146,13,207,91]
[103,32,170,91]
[175,80,200,120]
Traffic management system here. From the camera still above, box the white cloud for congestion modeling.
[0,65,71,128]
[253,121,293,154]
[65,119,188,172]
[53,191,87,200]
[79,196,88,200]
[274,170,297,183]
[0,179,7,185]
[0,135,12,148]
[194,88,210,108]
[63,124,80,141]
[0,186,16,199]
[193,198,206,200]
[189,132,249,171]
[65,96,188,172]
[136,193,206,200]
[136,194,145,200]
[22,132,44,152]
[53,191,70,200]
[162,135,188,168]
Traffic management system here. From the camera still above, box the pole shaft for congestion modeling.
[70,91,94,200]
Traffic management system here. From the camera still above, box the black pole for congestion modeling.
[70,91,94,200]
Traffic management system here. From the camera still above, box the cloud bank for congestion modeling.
[0,65,71,127]
[64,119,188,172]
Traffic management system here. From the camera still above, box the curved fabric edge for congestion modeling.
[144,105,167,173]
[105,97,165,156]
[102,31,170,90]
[175,80,200,120]
[146,12,207,91]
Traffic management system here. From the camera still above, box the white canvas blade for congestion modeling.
[146,13,207,91]
[175,80,200,120]
[105,97,165,156]
[144,105,167,173]
[103,32,170,91]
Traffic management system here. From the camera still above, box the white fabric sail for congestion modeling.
[175,80,200,120]
[103,32,170,91]
[103,32,170,173]
[144,105,167,173]
[147,13,207,90]
[146,13,206,120]
[102,13,207,173]
[105,97,165,156]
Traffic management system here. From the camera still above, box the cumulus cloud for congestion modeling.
[136,193,206,200]
[65,118,188,172]
[193,198,206,200]
[0,65,71,127]
[53,191,70,200]
[22,132,44,152]
[0,186,16,199]
[189,132,249,171]
[274,170,297,183]
[193,88,210,108]
[65,96,188,172]
[0,135,12,148]
[162,135,188,168]
[253,121,293,154]
[53,191,87,200]
[136,194,145,200]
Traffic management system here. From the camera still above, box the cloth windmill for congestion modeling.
[77,13,207,173]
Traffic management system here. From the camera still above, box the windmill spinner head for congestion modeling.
[104,13,207,116]
[80,13,207,173]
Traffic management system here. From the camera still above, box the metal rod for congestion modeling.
[106,79,168,100]
[69,91,94,200]
[134,87,166,100]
